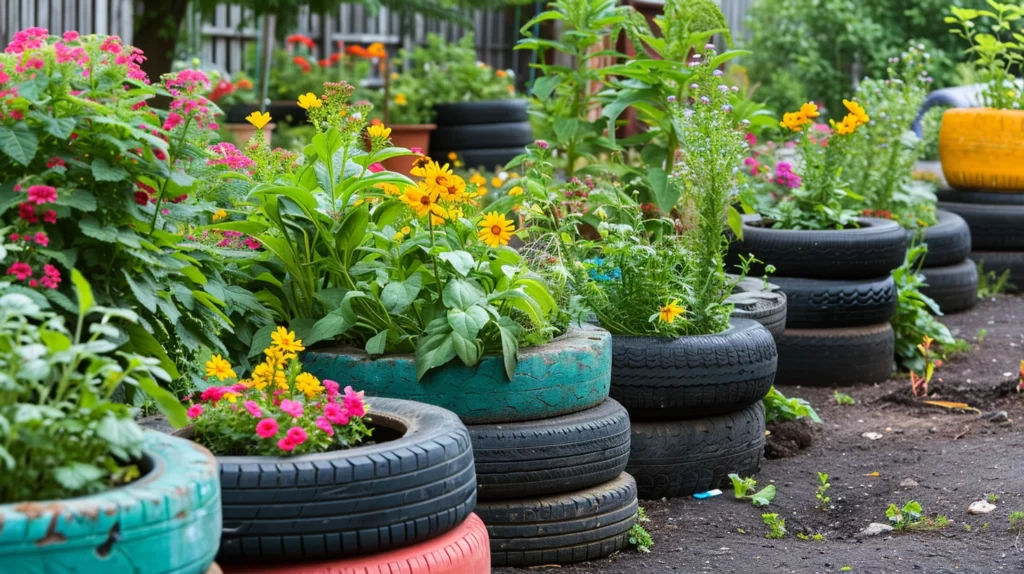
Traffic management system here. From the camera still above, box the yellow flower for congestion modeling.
[508,186,523,197]
[595,206,607,220]
[205,354,237,381]
[780,111,808,132]
[264,345,297,367]
[410,155,432,177]
[420,161,460,196]
[447,152,458,161]
[297,92,322,110]
[295,372,324,398]
[437,174,467,203]
[223,392,239,403]
[250,362,273,390]
[491,177,503,188]
[394,92,408,106]
[401,182,446,219]
[829,114,861,136]
[246,111,271,130]
[799,102,820,119]
[270,326,305,353]
[401,225,411,235]
[376,182,402,196]
[469,173,487,187]
[212,209,227,222]
[658,300,685,324]
[367,124,392,140]
[843,99,870,125]
[393,225,412,241]
[477,211,514,247]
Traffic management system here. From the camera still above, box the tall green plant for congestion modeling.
[946,1,1024,109]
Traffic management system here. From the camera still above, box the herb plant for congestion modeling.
[816,472,832,510]
[892,244,958,372]
[946,2,1024,109]
[763,386,822,423]
[729,474,777,507]
[834,391,856,405]
[763,513,787,539]
[628,506,654,553]
[886,500,924,530]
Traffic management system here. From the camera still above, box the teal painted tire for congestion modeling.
[304,325,612,424]
[0,431,222,574]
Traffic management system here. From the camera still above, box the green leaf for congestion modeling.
[532,75,560,101]
[122,270,157,312]
[647,167,676,213]
[54,462,105,490]
[56,190,98,212]
[365,329,389,355]
[0,124,39,165]
[727,206,744,240]
[43,116,77,140]
[447,305,490,340]
[91,158,129,182]
[497,317,520,381]
[136,376,188,428]
[381,275,422,315]
[79,217,118,242]
[450,330,481,366]
[248,324,275,358]
[337,205,369,266]
[122,324,181,380]
[415,332,456,380]
[180,266,208,285]
[553,117,579,144]
[96,415,144,460]
[39,329,71,353]
[442,278,486,310]
[729,473,748,498]
[438,251,475,277]
[71,268,94,316]
[306,311,354,346]
[752,485,776,507]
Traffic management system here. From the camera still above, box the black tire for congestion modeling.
[938,202,1024,250]
[971,251,1024,293]
[727,277,787,340]
[469,399,631,500]
[433,147,527,171]
[920,258,979,314]
[626,401,766,499]
[215,398,477,562]
[728,215,907,279]
[775,323,895,386]
[434,99,530,126]
[477,473,638,567]
[430,122,533,151]
[771,275,897,329]
[918,209,972,268]
[609,318,777,420]
[936,188,1024,205]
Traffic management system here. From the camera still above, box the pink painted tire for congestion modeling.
[221,513,490,574]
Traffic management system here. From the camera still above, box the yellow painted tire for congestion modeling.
[939,108,1024,191]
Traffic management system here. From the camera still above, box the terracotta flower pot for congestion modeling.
[224,122,275,147]
[939,108,1024,191]
[382,124,436,175]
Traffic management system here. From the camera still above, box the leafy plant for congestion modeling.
[628,506,654,553]
[729,474,777,507]
[816,472,832,511]
[796,532,825,541]
[763,386,822,423]
[886,500,924,530]
[987,493,1001,504]
[1009,511,1024,533]
[920,105,948,161]
[834,391,856,406]
[892,243,958,372]
[763,513,787,539]
[946,2,1024,109]
[263,35,376,103]
[976,328,988,344]
[0,271,187,504]
[977,260,1013,297]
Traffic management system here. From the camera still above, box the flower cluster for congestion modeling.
[190,327,372,456]
[779,102,822,132]
[828,99,870,135]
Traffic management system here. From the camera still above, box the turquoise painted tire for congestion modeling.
[304,325,612,424]
[0,431,222,574]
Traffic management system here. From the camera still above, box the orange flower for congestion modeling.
[496,69,507,78]
[293,56,312,73]
[347,45,369,58]
[234,78,253,90]
[367,42,387,59]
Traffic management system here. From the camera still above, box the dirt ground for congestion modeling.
[495,294,1024,574]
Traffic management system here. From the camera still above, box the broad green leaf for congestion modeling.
[451,330,481,366]
[497,317,520,381]
[56,189,98,212]
[381,275,422,315]
[447,305,490,340]
[553,117,579,144]
[79,217,118,242]
[122,324,181,380]
[415,332,456,380]
[752,485,776,507]
[54,462,105,490]
[96,415,144,460]
[122,270,157,312]
[337,206,370,266]
[727,205,744,240]
[365,329,389,355]
[248,323,276,358]
[647,167,676,212]
[438,251,475,277]
[91,158,129,182]
[442,278,486,310]
[306,311,354,346]
[180,265,208,285]
[531,75,560,101]
[39,329,71,353]
[0,124,39,165]
[136,376,188,428]
[71,269,94,315]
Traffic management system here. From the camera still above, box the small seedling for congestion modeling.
[886,500,923,530]
[729,474,776,506]
[964,524,972,532]
[763,386,822,423]
[976,328,988,344]
[762,513,786,539]
[815,472,832,510]
[840,567,852,572]
[977,262,1013,297]
[1010,512,1024,533]
[628,506,653,553]
[796,532,824,541]
[834,391,855,406]
[987,493,1000,504]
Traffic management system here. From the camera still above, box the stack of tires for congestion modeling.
[913,208,978,312]
[304,325,639,568]
[727,275,788,341]
[729,215,907,386]
[429,100,533,170]
[212,398,490,574]
[610,319,777,499]
[936,107,1024,291]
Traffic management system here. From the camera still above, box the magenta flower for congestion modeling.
[244,401,262,418]
[286,426,308,445]
[33,232,48,247]
[279,399,304,418]
[324,402,349,426]
[187,405,204,419]
[343,386,366,418]
[27,185,57,205]
[277,437,296,451]
[6,262,32,281]
[323,380,340,397]
[316,416,335,436]
[256,418,279,438]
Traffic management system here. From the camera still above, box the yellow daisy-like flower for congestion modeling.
[250,362,273,390]
[367,124,392,140]
[410,155,432,177]
[490,177,503,188]
[508,185,523,197]
[394,92,408,106]
[658,300,685,324]
[477,211,514,247]
[436,174,467,203]
[376,182,402,196]
[829,114,861,136]
[420,161,458,193]
[843,99,870,125]
[779,111,808,132]
[270,326,305,353]
[205,354,237,381]
[264,345,297,367]
[297,92,322,110]
[401,182,446,219]
[246,111,271,130]
[212,209,227,222]
[295,372,324,398]
[799,102,820,119]
[223,392,239,403]
[469,173,487,187]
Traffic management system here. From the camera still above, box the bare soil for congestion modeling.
[495,294,1024,574]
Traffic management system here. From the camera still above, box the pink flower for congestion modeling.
[43,210,57,224]
[279,399,303,418]
[323,380,340,397]
[744,132,757,147]
[6,262,32,281]
[743,156,760,176]
[47,157,65,169]
[324,402,349,426]
[28,279,38,288]
[368,162,384,173]
[187,405,204,419]
[27,185,57,205]
[277,437,296,451]
[244,401,262,418]
[256,418,279,438]
[410,147,423,154]
[200,386,226,403]
[8,233,19,242]
[316,416,335,436]
[343,386,366,418]
[62,31,80,42]
[286,426,308,445]
[32,232,48,247]
[534,140,549,150]
[163,112,183,131]
[18,202,38,224]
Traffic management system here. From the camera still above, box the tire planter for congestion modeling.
[939,108,1024,191]
[303,325,612,424]
[0,431,222,574]
[936,188,1024,205]
[726,276,787,341]
[626,401,766,499]
[920,258,979,314]
[770,276,897,329]
[775,323,895,386]
[972,251,1024,293]
[213,398,477,562]
[727,216,907,279]
[476,473,638,567]
[430,99,531,170]
[469,399,630,500]
[937,202,1024,251]
[267,101,307,126]
[916,209,972,268]
[609,318,777,420]
[430,122,533,152]
[434,100,529,125]
[220,513,490,574]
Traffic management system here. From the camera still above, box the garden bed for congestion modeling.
[495,294,1024,574]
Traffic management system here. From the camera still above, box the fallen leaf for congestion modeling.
[864,471,879,477]
[923,400,982,414]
